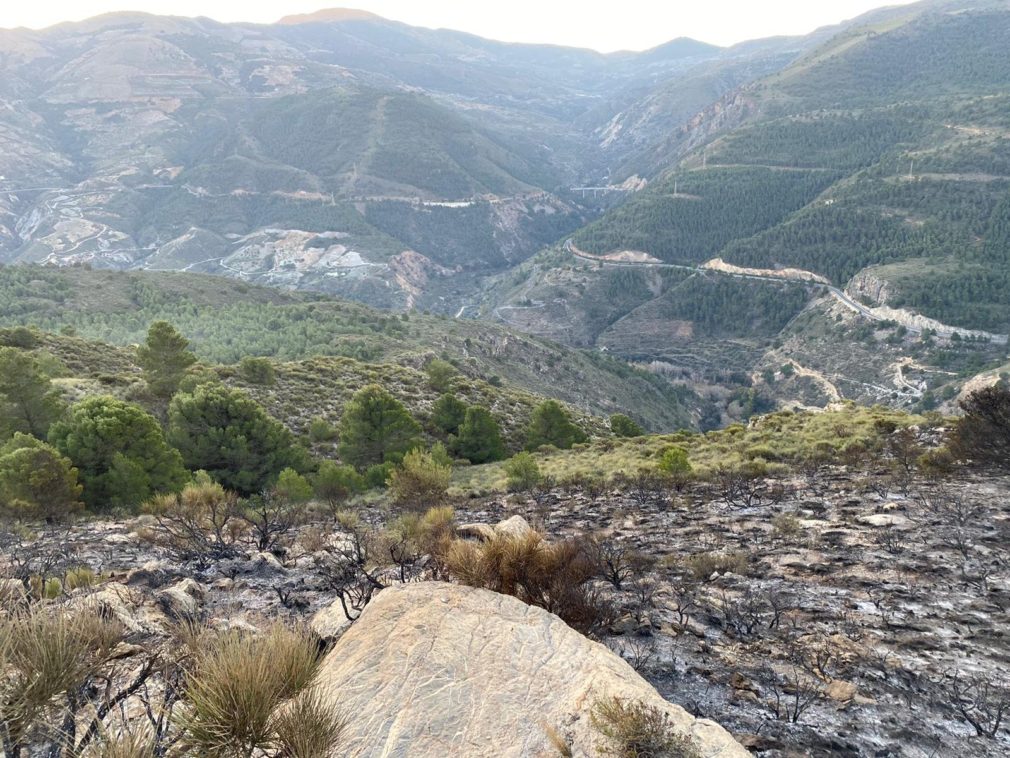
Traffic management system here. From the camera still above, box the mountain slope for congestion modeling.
[0,10,804,309]
[575,2,1010,319]
[0,265,695,431]
[487,0,1010,421]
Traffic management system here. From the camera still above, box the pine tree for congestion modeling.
[953,384,1010,471]
[0,433,84,521]
[49,397,187,511]
[0,347,65,439]
[167,385,297,495]
[136,321,197,398]
[338,384,422,469]
[431,394,468,436]
[525,400,587,451]
[454,406,506,463]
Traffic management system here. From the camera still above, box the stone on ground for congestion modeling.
[312,581,748,757]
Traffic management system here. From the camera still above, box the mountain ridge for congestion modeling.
[3,0,1007,423]
[275,8,386,25]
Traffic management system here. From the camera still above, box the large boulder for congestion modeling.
[312,582,748,757]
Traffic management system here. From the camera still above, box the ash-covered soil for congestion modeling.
[6,466,1009,757]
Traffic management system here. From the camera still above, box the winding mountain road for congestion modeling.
[562,239,1009,345]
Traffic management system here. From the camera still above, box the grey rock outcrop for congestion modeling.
[493,515,534,539]
[312,582,748,757]
[155,577,206,621]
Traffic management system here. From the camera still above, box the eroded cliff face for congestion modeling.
[847,269,894,306]
[845,270,1009,344]
[634,89,761,175]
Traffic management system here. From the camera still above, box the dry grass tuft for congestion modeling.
[82,727,157,758]
[542,722,574,757]
[179,623,328,757]
[591,697,702,758]
[443,530,612,635]
[271,689,346,758]
[0,606,123,748]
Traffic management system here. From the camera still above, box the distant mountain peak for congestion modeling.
[635,36,723,61]
[275,8,385,25]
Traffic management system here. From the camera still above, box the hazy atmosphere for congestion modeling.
[3,0,918,49]
[2,0,1009,755]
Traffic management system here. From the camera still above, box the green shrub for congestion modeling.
[425,359,458,392]
[610,414,644,438]
[307,417,337,443]
[313,461,364,507]
[273,468,313,503]
[526,400,587,451]
[364,462,395,490]
[387,449,452,509]
[917,447,956,478]
[0,326,39,349]
[657,446,691,475]
[503,452,542,492]
[238,356,276,386]
[429,441,453,468]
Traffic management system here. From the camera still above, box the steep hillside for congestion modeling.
[8,326,611,450]
[574,2,1010,315]
[491,1,1010,420]
[0,265,694,431]
[0,9,813,310]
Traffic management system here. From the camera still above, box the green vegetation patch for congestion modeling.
[0,266,693,431]
[452,403,923,494]
[573,167,839,263]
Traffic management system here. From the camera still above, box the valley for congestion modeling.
[3,2,1010,755]
[3,1,1009,420]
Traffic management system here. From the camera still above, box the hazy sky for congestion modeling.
[2,1,918,50]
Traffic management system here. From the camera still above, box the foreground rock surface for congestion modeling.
[314,581,747,757]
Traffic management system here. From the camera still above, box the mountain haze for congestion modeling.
[1,0,1008,420]
[0,8,805,309]
[492,0,1010,421]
